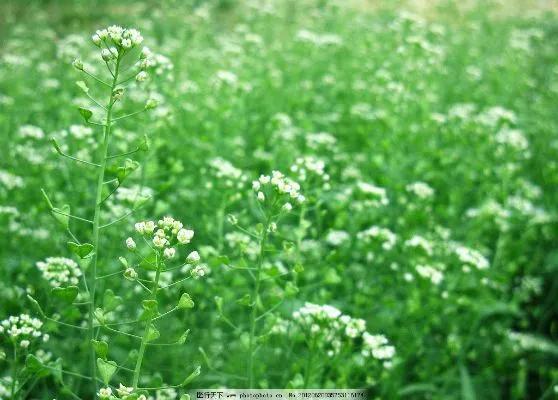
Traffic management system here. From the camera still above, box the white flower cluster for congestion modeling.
[290,156,330,190]
[404,235,434,256]
[291,303,395,363]
[36,257,82,287]
[252,170,305,208]
[18,124,44,140]
[362,333,396,366]
[139,47,174,76]
[495,128,529,151]
[134,217,196,259]
[415,264,444,285]
[98,384,147,400]
[451,243,489,272]
[92,26,143,51]
[405,181,434,199]
[208,157,248,189]
[356,182,389,207]
[0,170,24,190]
[357,226,397,251]
[325,230,350,247]
[0,314,48,348]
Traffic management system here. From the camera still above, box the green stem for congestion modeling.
[88,54,122,391]
[247,218,270,388]
[303,337,315,388]
[10,345,18,400]
[132,252,162,389]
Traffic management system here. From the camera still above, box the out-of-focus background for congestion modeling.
[1,0,557,399]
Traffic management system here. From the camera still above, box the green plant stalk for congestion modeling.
[247,218,270,388]
[88,54,122,390]
[132,252,162,389]
[303,336,316,389]
[10,344,18,400]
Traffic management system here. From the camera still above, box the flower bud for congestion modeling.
[125,237,136,250]
[186,251,200,264]
[145,98,158,110]
[101,49,112,61]
[72,58,84,71]
[92,34,102,46]
[164,247,176,259]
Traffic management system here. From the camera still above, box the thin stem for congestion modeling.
[247,217,270,388]
[55,150,101,168]
[82,69,111,88]
[106,147,140,160]
[112,109,145,122]
[88,52,122,392]
[132,252,162,389]
[51,209,93,224]
[10,345,18,400]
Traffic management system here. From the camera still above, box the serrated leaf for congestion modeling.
[103,289,122,313]
[178,293,194,309]
[76,80,89,93]
[52,204,71,230]
[51,286,78,303]
[181,365,201,387]
[78,107,93,122]
[97,358,117,385]
[27,295,46,317]
[68,241,94,259]
[146,324,160,342]
[177,329,190,344]
[91,340,108,360]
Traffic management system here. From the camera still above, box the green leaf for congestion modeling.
[138,134,150,151]
[181,365,201,387]
[116,158,140,184]
[51,286,78,303]
[96,358,117,385]
[78,107,93,122]
[68,241,94,259]
[103,289,122,313]
[178,293,194,309]
[177,329,190,344]
[91,340,108,360]
[146,324,160,342]
[50,138,63,154]
[140,252,158,271]
[460,363,476,400]
[25,354,46,374]
[27,295,46,317]
[76,80,89,94]
[52,204,71,230]
[236,294,252,307]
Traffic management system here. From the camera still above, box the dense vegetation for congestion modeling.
[0,1,557,399]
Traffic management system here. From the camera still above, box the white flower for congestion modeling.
[126,237,136,250]
[36,257,82,287]
[20,340,30,348]
[136,71,148,82]
[164,247,176,259]
[252,180,261,191]
[177,228,194,244]
[282,202,293,212]
[153,235,167,248]
[116,383,133,397]
[191,265,206,279]
[124,267,138,280]
[98,387,112,399]
[135,222,146,234]
[186,251,200,263]
[144,221,156,234]
[257,191,265,202]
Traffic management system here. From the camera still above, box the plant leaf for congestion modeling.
[27,295,46,317]
[103,289,122,313]
[52,204,71,230]
[68,241,94,259]
[76,80,89,93]
[181,365,201,387]
[146,324,160,342]
[178,293,194,309]
[177,329,190,344]
[91,339,109,360]
[78,107,93,122]
[51,286,78,303]
[97,358,117,385]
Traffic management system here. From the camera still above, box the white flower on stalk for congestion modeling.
[177,228,194,244]
[257,191,265,202]
[186,251,200,263]
[153,235,168,248]
[124,267,138,281]
[116,383,133,397]
[136,71,148,82]
[126,237,136,250]
[164,247,176,259]
[191,264,206,279]
[98,387,112,399]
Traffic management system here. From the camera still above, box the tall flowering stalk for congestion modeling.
[41,25,160,390]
